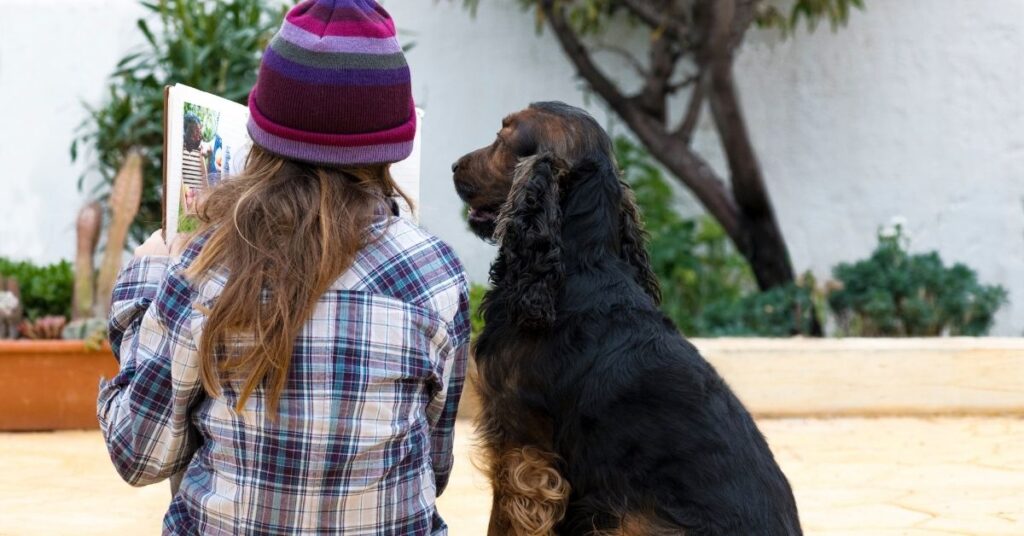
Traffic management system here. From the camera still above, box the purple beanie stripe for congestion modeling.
[248,0,416,166]
[248,117,414,165]
[249,91,416,147]
[253,68,411,134]
[278,20,401,54]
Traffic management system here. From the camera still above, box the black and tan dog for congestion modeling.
[452,102,801,536]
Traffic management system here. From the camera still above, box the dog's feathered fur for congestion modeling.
[457,102,801,535]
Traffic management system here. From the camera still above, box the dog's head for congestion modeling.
[453,102,661,329]
[452,102,614,239]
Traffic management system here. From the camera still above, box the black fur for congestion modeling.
[474,116,802,534]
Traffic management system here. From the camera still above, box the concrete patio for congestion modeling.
[1,417,1022,535]
[3,339,1023,534]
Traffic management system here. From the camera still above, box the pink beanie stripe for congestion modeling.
[287,10,395,39]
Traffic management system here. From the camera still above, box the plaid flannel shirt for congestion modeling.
[97,216,470,535]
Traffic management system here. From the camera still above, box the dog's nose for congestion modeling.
[451,161,460,173]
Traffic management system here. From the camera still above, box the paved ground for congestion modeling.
[1,417,1022,535]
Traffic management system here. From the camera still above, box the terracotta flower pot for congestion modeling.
[0,340,118,431]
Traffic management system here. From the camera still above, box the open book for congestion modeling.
[162,84,423,243]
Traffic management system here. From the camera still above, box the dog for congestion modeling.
[452,102,802,535]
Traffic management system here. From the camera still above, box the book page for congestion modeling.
[390,108,424,221]
[163,84,251,244]
[163,84,422,242]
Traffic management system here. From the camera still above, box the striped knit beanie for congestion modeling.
[247,0,416,166]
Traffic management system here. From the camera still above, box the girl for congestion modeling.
[97,1,470,534]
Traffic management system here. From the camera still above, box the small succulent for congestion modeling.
[62,318,109,350]
[0,278,22,340]
[0,291,18,317]
[18,315,68,340]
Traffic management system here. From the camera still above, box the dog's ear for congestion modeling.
[618,182,662,305]
[494,154,566,330]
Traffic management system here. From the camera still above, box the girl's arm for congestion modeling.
[425,278,471,496]
[97,250,204,487]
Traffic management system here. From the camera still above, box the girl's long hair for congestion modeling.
[185,145,412,414]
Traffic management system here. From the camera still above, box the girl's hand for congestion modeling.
[169,233,192,257]
[134,230,171,257]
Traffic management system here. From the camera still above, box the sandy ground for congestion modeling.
[1,418,1022,535]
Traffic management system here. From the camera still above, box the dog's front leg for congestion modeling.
[485,445,571,536]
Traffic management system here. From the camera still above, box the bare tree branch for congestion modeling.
[667,72,701,94]
[674,76,704,142]
[524,0,824,333]
[705,0,796,288]
[618,0,685,39]
[637,32,677,123]
[592,45,647,78]
[541,0,743,240]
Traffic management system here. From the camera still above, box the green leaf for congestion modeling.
[136,18,157,48]
[73,0,285,244]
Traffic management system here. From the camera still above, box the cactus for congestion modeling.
[0,277,21,339]
[18,315,67,340]
[95,151,143,318]
[73,201,103,320]
[62,317,108,343]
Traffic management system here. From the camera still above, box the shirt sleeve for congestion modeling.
[424,274,471,497]
[96,255,204,487]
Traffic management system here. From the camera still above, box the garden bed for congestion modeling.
[0,341,117,431]
[458,337,1024,420]
[4,337,1021,431]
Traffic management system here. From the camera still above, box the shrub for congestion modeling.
[616,136,818,336]
[72,0,286,244]
[616,137,751,333]
[0,259,74,321]
[469,283,488,341]
[696,274,820,337]
[828,221,1008,336]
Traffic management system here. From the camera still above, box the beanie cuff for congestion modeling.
[247,116,414,166]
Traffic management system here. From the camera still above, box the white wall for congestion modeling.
[1,0,1021,335]
[0,0,145,260]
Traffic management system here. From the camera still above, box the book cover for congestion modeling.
[162,84,423,242]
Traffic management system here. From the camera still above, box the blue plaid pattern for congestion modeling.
[97,217,470,535]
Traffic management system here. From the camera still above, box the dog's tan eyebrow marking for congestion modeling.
[501,115,514,128]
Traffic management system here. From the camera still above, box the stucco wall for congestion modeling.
[1,0,1021,334]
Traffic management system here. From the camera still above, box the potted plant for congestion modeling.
[0,262,114,430]
[2,0,283,432]
[0,155,141,431]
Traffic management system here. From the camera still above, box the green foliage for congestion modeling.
[698,274,820,337]
[616,136,817,336]
[828,223,1008,336]
[615,137,753,332]
[469,283,488,341]
[469,145,1004,339]
[463,0,864,36]
[72,0,286,245]
[757,0,865,35]
[184,102,222,143]
[0,259,74,321]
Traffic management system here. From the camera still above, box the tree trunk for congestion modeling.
[706,67,794,288]
[541,0,823,335]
